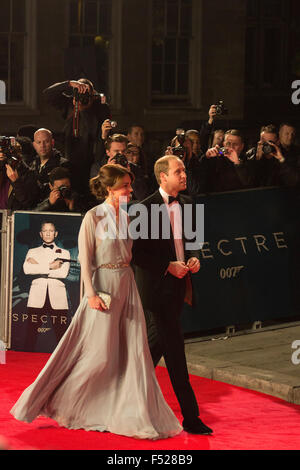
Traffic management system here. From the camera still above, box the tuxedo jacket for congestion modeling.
[23,243,70,309]
[131,190,200,312]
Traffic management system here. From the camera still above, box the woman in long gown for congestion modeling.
[10,164,182,440]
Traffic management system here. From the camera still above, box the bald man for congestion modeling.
[30,128,69,202]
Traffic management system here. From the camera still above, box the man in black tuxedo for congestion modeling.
[132,155,213,435]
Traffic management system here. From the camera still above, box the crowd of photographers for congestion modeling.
[0,78,300,214]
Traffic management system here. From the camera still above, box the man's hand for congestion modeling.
[69,80,90,94]
[187,257,200,274]
[167,261,189,279]
[268,141,285,161]
[88,294,108,312]
[49,259,64,270]
[208,104,217,124]
[48,188,61,206]
[255,141,264,160]
[206,145,220,158]
[224,148,240,165]
[101,119,112,140]
[5,164,19,182]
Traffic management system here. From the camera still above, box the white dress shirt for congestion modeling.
[159,187,185,262]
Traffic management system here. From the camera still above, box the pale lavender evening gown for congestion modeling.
[10,202,182,439]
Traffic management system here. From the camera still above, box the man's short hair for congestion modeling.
[260,124,278,136]
[279,122,295,131]
[127,124,145,134]
[224,129,244,142]
[48,167,71,185]
[105,134,128,151]
[154,155,181,185]
[186,129,200,137]
[40,221,56,232]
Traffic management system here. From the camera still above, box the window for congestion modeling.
[0,0,26,103]
[151,0,193,104]
[68,0,112,97]
[0,0,36,110]
[245,0,290,90]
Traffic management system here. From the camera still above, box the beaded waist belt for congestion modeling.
[97,263,129,270]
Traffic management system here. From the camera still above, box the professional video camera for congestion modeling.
[215,100,228,116]
[171,128,186,159]
[0,136,23,170]
[111,153,129,168]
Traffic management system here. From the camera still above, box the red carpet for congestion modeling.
[1,351,300,450]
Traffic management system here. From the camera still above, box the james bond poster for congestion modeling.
[10,211,83,352]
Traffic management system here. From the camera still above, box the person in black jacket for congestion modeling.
[0,144,39,211]
[43,79,111,195]
[30,128,70,203]
[132,155,213,436]
[202,129,252,193]
[34,167,95,214]
[246,124,300,188]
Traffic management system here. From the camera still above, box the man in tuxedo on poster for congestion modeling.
[132,155,213,435]
[23,221,71,350]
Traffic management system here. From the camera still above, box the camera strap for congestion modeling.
[73,100,79,137]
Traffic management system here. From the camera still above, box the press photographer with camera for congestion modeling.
[43,78,111,195]
[199,102,228,153]
[90,133,149,201]
[0,137,40,210]
[165,129,206,196]
[246,124,300,188]
[30,128,70,202]
[203,129,252,192]
[34,167,93,213]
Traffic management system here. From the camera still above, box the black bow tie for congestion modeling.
[43,244,54,249]
[168,195,180,205]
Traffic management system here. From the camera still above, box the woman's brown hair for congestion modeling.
[89,164,134,200]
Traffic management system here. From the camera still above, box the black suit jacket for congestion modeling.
[131,190,200,312]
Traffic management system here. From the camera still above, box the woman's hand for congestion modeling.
[88,295,108,311]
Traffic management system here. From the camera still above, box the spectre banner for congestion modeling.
[10,211,83,353]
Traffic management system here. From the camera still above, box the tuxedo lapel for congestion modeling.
[150,190,177,259]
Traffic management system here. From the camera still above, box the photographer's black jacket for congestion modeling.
[43,81,111,195]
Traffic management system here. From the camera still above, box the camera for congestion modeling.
[110,120,117,128]
[72,88,93,106]
[171,128,186,159]
[111,153,129,168]
[262,141,276,156]
[217,147,229,157]
[58,185,72,200]
[0,136,23,170]
[215,100,228,116]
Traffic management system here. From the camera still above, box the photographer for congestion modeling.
[43,78,111,195]
[246,124,300,188]
[166,130,206,196]
[91,133,150,201]
[0,138,39,210]
[30,128,69,202]
[203,129,252,192]
[199,102,227,153]
[34,167,93,213]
